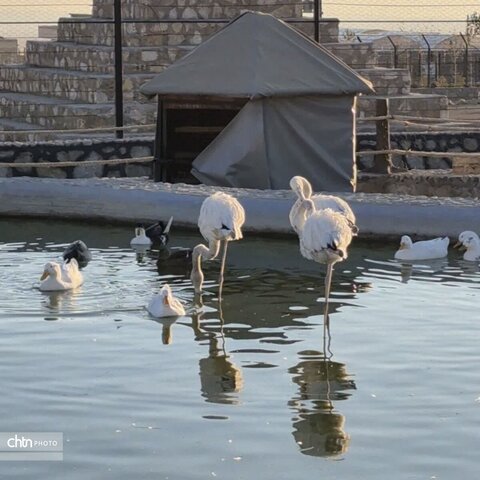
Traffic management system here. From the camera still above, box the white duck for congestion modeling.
[394,235,449,261]
[289,176,358,236]
[130,227,152,247]
[40,259,84,291]
[147,284,186,318]
[454,231,480,261]
[191,192,245,295]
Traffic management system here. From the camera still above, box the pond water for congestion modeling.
[0,218,479,479]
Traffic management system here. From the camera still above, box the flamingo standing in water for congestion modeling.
[289,176,358,236]
[191,192,245,296]
[289,176,354,323]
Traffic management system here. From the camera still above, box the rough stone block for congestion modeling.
[73,162,104,178]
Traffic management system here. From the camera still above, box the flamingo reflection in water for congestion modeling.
[288,324,356,457]
[189,297,243,405]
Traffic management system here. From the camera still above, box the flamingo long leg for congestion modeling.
[323,262,334,327]
[218,240,228,299]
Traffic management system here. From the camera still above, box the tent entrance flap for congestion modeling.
[192,101,272,189]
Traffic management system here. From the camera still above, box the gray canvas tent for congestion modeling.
[141,11,374,191]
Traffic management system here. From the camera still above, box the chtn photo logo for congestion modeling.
[0,432,63,461]
[7,434,59,449]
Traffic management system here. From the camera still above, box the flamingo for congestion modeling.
[190,192,245,296]
[289,177,354,323]
[289,176,358,235]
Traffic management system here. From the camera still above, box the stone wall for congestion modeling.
[357,131,480,171]
[0,138,154,178]
[358,171,480,198]
[1,131,479,179]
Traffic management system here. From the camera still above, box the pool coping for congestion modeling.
[0,177,479,239]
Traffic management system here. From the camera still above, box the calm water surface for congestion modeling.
[0,218,479,479]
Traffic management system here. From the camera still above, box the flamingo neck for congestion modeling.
[191,240,220,293]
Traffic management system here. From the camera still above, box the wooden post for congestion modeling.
[373,98,392,174]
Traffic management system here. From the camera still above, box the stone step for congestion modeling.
[25,40,192,74]
[0,118,47,142]
[357,94,449,127]
[92,0,302,21]
[0,92,155,130]
[57,16,223,47]
[323,43,377,69]
[356,68,412,96]
[0,65,154,103]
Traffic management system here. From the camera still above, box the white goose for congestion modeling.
[147,284,186,318]
[130,227,152,247]
[394,235,449,261]
[40,259,84,291]
[454,231,480,262]
[289,176,358,236]
[191,192,245,295]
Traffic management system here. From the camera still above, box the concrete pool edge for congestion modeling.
[0,177,479,238]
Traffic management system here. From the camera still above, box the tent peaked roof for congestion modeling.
[140,11,374,98]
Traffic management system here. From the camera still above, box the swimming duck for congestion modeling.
[62,240,92,268]
[40,259,84,291]
[454,231,480,262]
[144,217,174,246]
[394,235,449,261]
[147,284,186,318]
[130,227,152,247]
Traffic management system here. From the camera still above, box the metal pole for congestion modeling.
[313,0,320,43]
[114,0,124,139]
[422,34,432,87]
[460,32,469,87]
[387,36,398,68]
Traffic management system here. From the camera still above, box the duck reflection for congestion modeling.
[288,338,355,458]
[41,289,80,321]
[192,301,243,405]
[397,258,449,284]
[150,316,178,345]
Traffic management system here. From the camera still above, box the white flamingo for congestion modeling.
[289,177,354,323]
[191,192,245,295]
[289,176,358,236]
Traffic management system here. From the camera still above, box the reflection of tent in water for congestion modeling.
[288,351,356,457]
[141,12,373,192]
